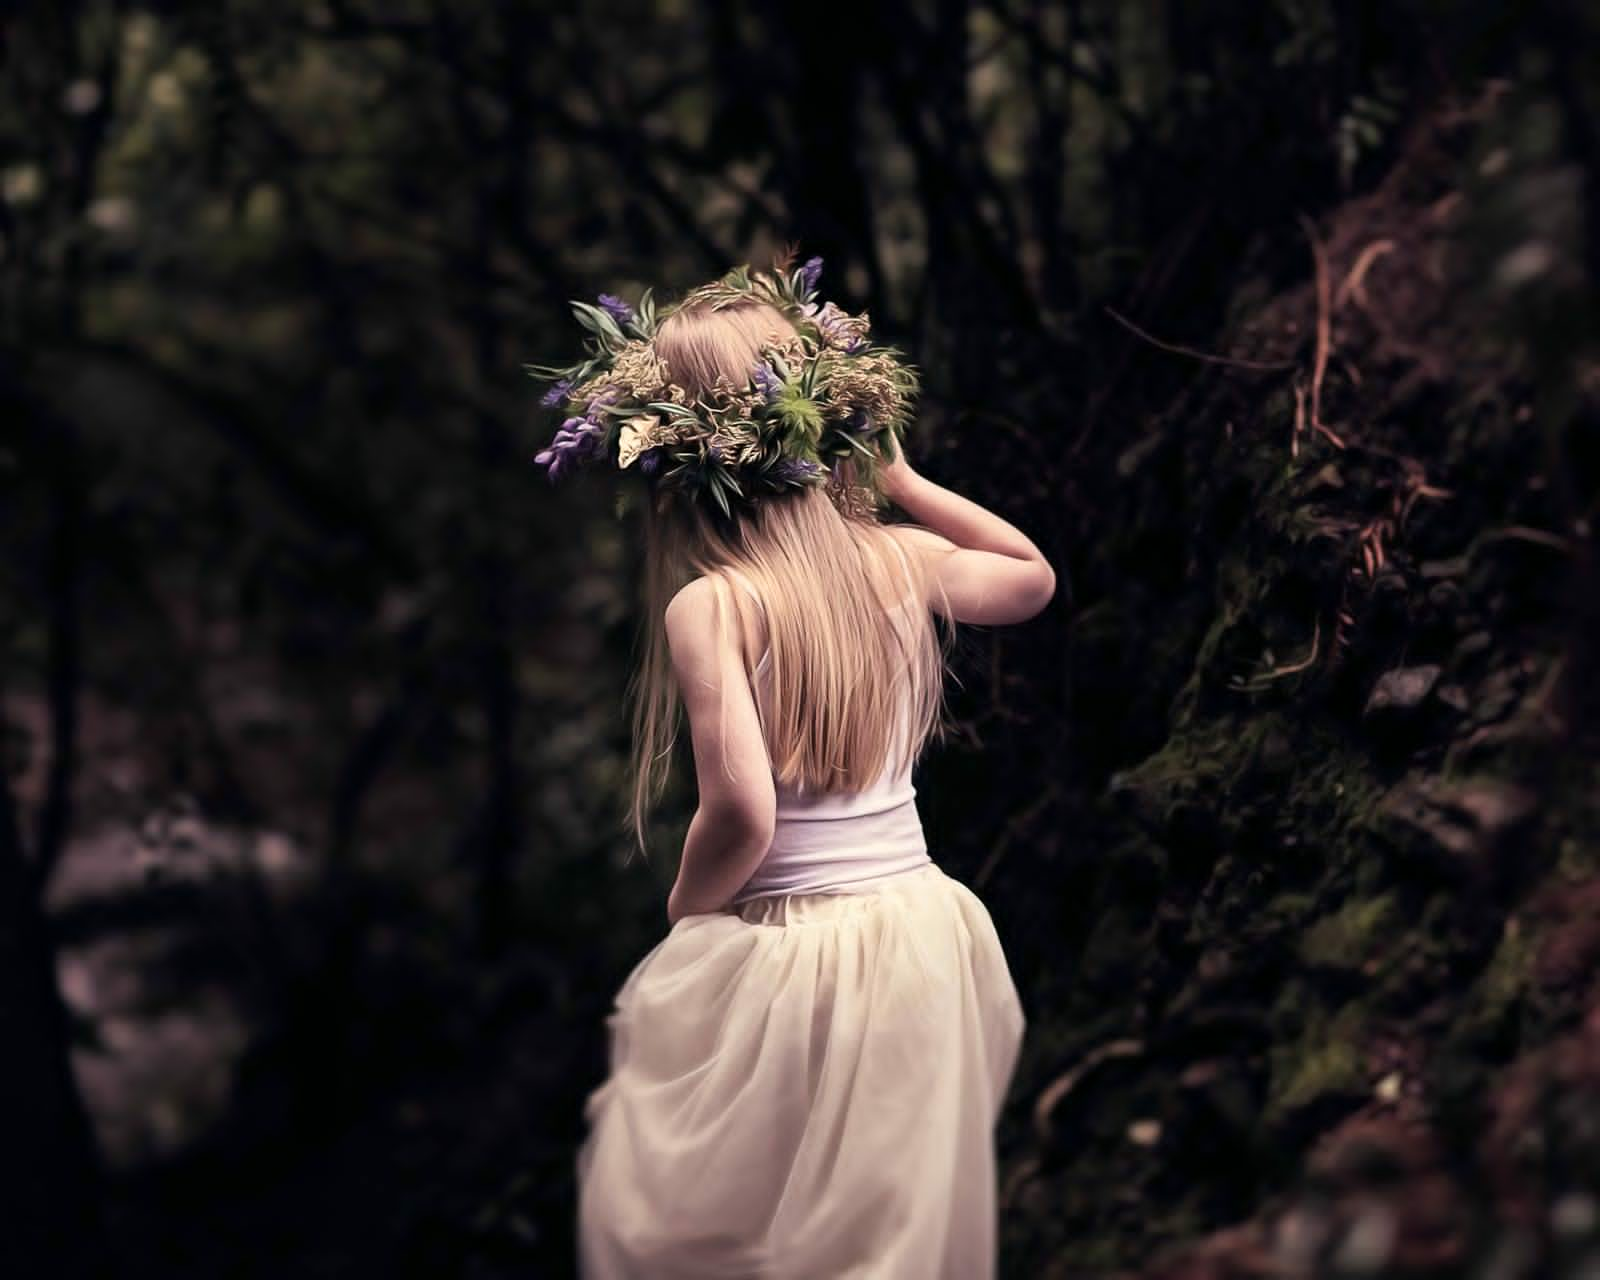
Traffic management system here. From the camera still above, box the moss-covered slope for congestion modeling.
[1000,94,1599,1276]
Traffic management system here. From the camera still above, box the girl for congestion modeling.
[535,255,1053,1278]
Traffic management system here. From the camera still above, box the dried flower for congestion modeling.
[600,342,668,400]
[708,416,763,466]
[813,300,871,352]
[822,352,906,428]
[618,413,683,468]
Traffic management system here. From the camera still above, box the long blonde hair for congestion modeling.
[625,297,956,858]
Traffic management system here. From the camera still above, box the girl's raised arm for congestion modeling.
[880,450,1056,626]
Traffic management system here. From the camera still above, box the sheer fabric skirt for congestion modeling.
[576,861,1026,1279]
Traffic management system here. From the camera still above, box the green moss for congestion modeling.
[1352,851,1389,895]
[1267,1003,1367,1121]
[1482,923,1531,1006]
[1276,1036,1363,1114]
[1264,890,1316,926]
[1299,892,1399,971]
[1558,835,1599,879]
[1268,976,1315,1040]
[1458,915,1533,1043]
[1551,757,1600,878]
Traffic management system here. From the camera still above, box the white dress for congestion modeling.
[576,572,1027,1278]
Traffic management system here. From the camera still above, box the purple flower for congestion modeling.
[845,335,869,354]
[799,256,823,296]
[751,362,782,402]
[534,444,568,482]
[584,387,621,421]
[770,457,826,484]
[533,415,608,482]
[640,450,661,476]
[541,377,574,407]
[597,293,635,325]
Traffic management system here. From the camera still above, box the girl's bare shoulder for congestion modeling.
[666,572,710,606]
[883,522,955,557]
[882,523,955,601]
[665,573,765,671]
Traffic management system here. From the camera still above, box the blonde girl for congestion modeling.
[560,271,1054,1278]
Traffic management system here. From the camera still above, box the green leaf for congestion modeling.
[834,430,876,459]
[522,361,568,379]
[570,301,627,347]
[570,302,606,335]
[646,401,699,420]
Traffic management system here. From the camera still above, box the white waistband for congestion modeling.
[729,795,930,903]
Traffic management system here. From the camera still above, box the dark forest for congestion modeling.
[3,2,1598,1276]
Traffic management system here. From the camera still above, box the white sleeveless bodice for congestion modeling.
[721,557,933,905]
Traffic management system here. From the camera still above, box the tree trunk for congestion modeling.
[0,774,110,1278]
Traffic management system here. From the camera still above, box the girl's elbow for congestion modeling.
[1020,560,1057,619]
[706,796,775,853]
[739,806,777,855]
[1039,562,1058,604]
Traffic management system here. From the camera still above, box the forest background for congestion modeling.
[3,1,1598,1276]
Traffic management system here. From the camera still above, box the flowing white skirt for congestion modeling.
[576,861,1027,1279]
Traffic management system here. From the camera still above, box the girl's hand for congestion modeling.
[877,439,920,504]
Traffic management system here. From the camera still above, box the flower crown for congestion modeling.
[524,245,919,521]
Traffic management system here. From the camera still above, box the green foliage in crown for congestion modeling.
[524,245,920,523]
